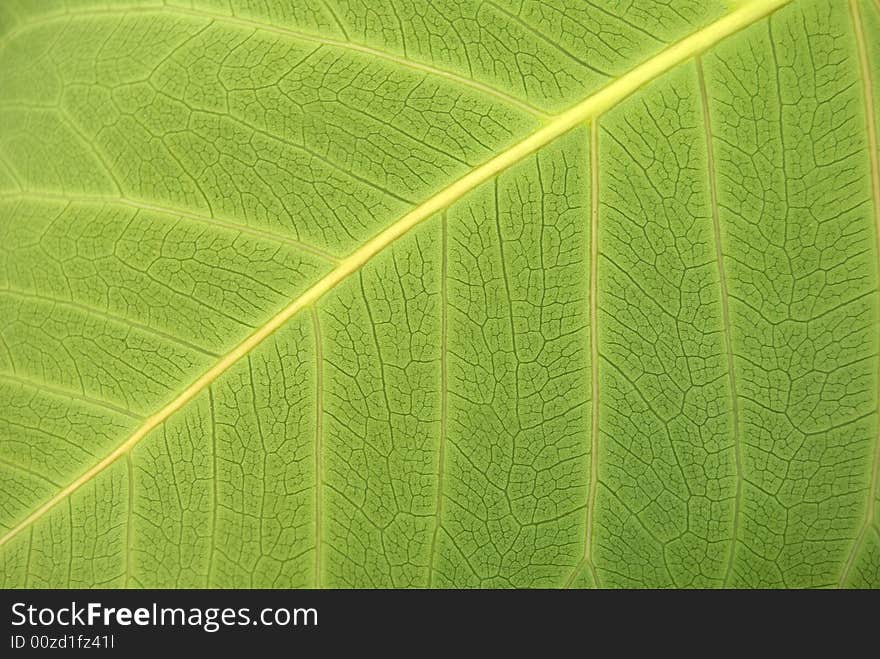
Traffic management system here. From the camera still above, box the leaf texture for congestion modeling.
[0,0,878,588]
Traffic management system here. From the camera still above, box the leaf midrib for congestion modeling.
[0,0,792,551]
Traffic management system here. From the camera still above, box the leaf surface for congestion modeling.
[0,0,878,588]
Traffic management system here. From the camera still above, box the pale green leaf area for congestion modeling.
[0,0,878,588]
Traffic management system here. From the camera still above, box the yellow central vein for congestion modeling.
[0,0,792,551]
[840,0,880,588]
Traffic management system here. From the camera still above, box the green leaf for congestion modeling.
[0,0,878,588]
